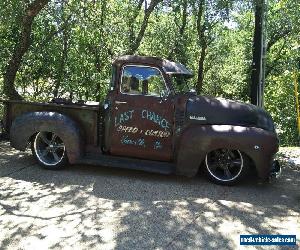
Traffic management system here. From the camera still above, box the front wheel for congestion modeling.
[205,149,249,185]
[32,131,68,169]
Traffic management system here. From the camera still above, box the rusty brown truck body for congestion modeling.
[0,55,281,185]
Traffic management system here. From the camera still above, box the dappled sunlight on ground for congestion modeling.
[0,141,299,249]
[278,147,300,167]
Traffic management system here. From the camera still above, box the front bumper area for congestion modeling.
[269,160,281,181]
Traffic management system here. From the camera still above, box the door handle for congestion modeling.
[115,101,127,104]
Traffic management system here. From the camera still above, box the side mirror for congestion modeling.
[159,90,169,102]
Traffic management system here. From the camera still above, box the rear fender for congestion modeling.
[175,125,279,179]
[10,112,83,164]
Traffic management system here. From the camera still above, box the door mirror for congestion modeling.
[159,90,169,101]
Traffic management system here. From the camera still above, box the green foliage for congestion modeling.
[265,73,298,146]
[0,0,299,145]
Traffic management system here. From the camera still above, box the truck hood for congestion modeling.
[186,96,275,132]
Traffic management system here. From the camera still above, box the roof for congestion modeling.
[113,55,193,77]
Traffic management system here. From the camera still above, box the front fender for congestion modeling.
[175,125,279,179]
[10,112,83,164]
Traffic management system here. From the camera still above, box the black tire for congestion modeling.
[204,149,250,186]
[31,131,68,169]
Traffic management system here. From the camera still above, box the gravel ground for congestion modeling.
[0,141,299,250]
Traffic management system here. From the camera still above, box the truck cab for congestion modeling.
[0,55,281,185]
[104,55,193,162]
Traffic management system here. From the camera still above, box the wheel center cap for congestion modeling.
[49,145,54,148]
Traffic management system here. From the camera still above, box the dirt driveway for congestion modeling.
[0,141,299,250]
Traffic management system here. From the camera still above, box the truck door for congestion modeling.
[108,65,174,162]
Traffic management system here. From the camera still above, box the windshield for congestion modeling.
[171,75,194,94]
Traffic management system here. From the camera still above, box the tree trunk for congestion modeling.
[168,0,188,64]
[195,0,206,94]
[3,0,50,100]
[53,29,69,98]
[250,0,265,107]
[126,0,162,54]
[89,0,108,102]
[196,43,207,94]
[93,47,104,102]
[128,0,144,50]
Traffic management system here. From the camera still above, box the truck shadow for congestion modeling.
[0,144,299,249]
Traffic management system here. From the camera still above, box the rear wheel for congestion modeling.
[205,149,249,185]
[32,131,68,169]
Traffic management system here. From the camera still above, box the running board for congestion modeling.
[76,154,176,175]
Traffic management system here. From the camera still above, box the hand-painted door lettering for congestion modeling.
[141,110,170,130]
[115,110,134,127]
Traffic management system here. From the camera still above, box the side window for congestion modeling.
[121,65,167,97]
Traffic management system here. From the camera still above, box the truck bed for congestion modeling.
[0,99,103,148]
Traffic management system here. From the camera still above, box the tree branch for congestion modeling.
[40,14,72,48]
[265,39,287,78]
[127,0,162,54]
[3,0,50,100]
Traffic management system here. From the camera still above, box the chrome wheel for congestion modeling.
[205,149,244,182]
[34,132,65,166]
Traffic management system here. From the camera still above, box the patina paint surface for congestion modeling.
[0,55,280,180]
[1,100,100,147]
[9,111,83,164]
[175,125,278,179]
[108,93,174,162]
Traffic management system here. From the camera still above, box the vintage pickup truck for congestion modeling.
[0,55,281,185]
